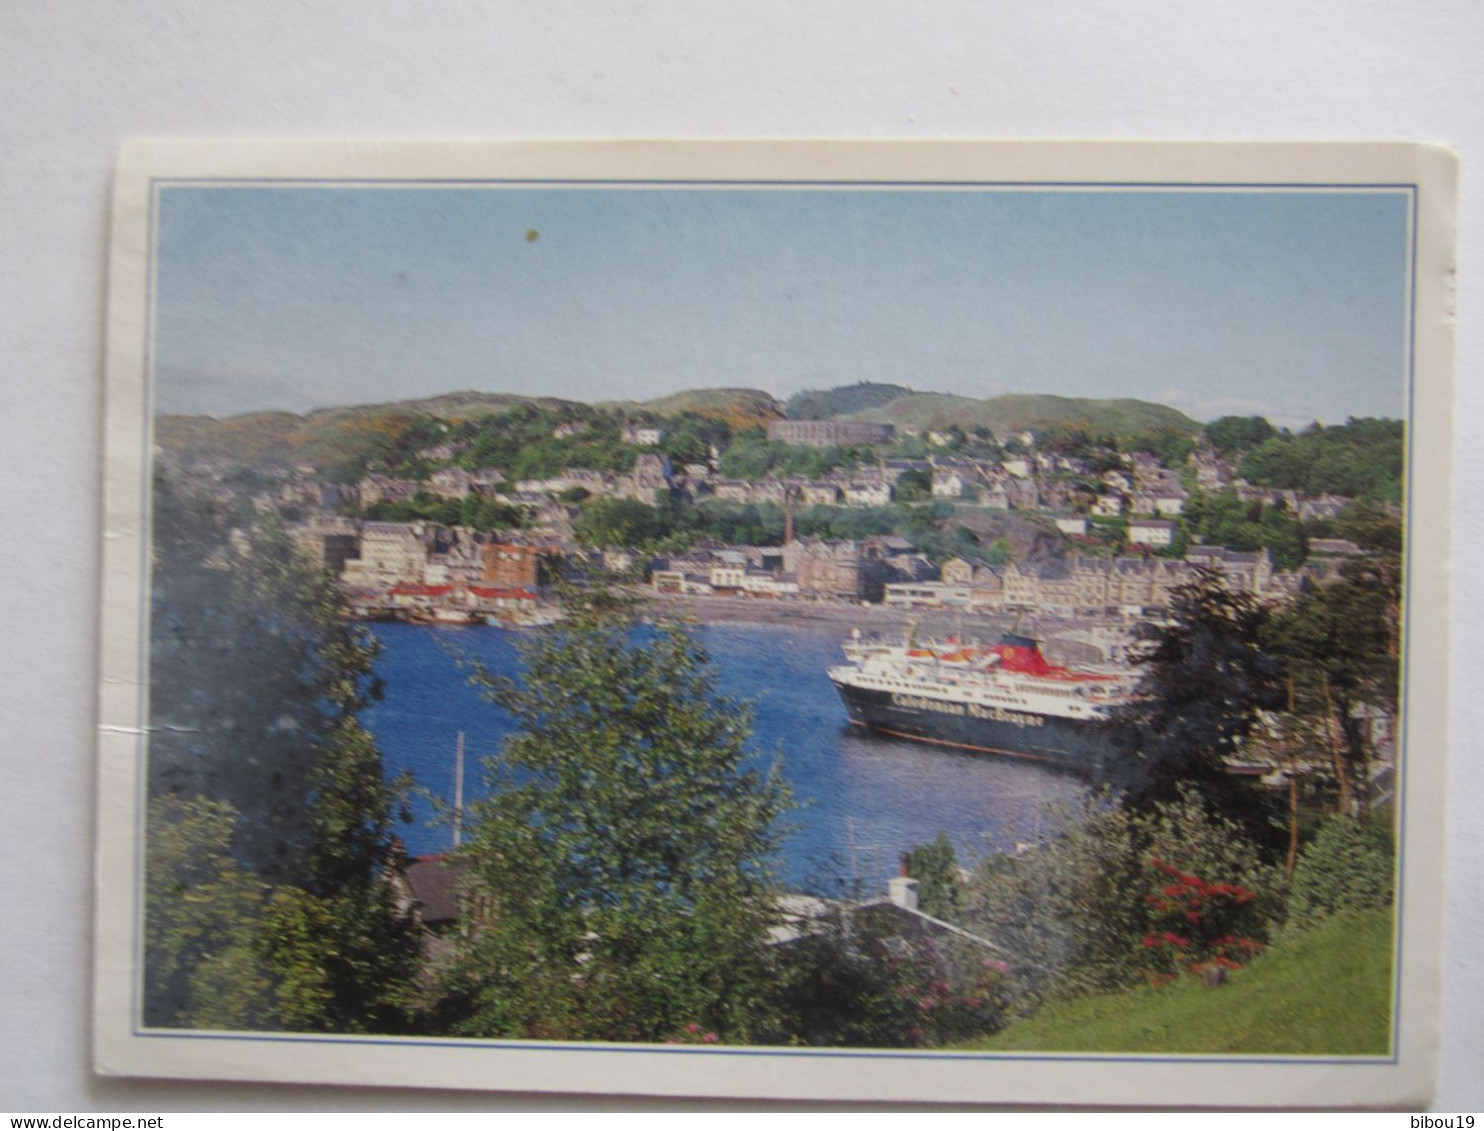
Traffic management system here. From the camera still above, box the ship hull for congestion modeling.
[830,677,1121,774]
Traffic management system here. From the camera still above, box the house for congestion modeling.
[800,480,841,506]
[356,474,420,508]
[1154,491,1187,518]
[1092,494,1124,518]
[467,585,538,619]
[622,424,665,446]
[481,540,558,588]
[1184,546,1274,595]
[931,466,969,498]
[1055,515,1089,536]
[427,467,473,500]
[844,479,892,507]
[341,521,433,587]
[1127,518,1176,549]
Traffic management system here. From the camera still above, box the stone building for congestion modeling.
[767,420,896,447]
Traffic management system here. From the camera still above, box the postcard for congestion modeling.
[95,140,1455,1105]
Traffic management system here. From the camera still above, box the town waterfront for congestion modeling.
[363,618,1090,890]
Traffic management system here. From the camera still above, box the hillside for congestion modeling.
[963,909,1393,1056]
[156,386,785,467]
[785,382,914,421]
[631,387,784,431]
[847,392,1199,441]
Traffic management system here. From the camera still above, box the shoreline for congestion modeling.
[355,593,1136,664]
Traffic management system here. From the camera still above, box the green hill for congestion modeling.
[848,392,1199,441]
[155,386,786,470]
[630,387,784,430]
[962,909,1393,1056]
[785,382,914,421]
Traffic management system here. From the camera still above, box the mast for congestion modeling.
[452,730,465,849]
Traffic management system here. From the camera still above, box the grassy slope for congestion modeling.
[963,909,1394,1056]
[848,392,1200,438]
[157,387,787,465]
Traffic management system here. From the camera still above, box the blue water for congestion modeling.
[362,620,1087,891]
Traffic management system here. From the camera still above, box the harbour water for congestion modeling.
[362,620,1088,890]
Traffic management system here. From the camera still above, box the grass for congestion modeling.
[962,908,1395,1056]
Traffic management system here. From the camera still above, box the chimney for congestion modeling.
[888,856,919,911]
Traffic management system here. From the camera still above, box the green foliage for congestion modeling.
[144,795,275,1029]
[1182,489,1306,569]
[1205,415,1278,456]
[786,381,913,421]
[765,911,1010,1047]
[361,492,529,531]
[717,430,872,481]
[1284,815,1395,934]
[893,468,931,503]
[1115,569,1288,853]
[660,411,733,466]
[965,908,1394,1055]
[458,404,637,479]
[962,789,1282,1004]
[1131,426,1196,468]
[573,496,673,549]
[1268,556,1401,812]
[146,480,421,1032]
[438,589,792,1042]
[906,832,964,922]
[1035,421,1119,461]
[1239,417,1404,503]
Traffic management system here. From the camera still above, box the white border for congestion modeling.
[96,140,1456,1105]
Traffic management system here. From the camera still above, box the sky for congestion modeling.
[151,182,1413,429]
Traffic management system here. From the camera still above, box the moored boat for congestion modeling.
[828,628,1136,771]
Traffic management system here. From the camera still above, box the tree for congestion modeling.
[1205,415,1277,456]
[1114,569,1287,854]
[1269,557,1400,816]
[906,832,964,922]
[145,479,421,1031]
[438,587,793,1043]
[144,794,275,1029]
[961,788,1281,1003]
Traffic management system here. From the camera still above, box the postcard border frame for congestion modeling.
[95,139,1456,1106]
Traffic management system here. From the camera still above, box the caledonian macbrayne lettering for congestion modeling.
[890,692,1046,729]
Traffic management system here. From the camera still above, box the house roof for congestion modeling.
[403,855,464,925]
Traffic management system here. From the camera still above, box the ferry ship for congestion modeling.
[827,628,1137,771]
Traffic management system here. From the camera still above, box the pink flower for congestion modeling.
[685,1022,700,1034]
[703,1032,719,1044]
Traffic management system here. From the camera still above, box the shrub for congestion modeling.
[961,788,1282,1004]
[1284,814,1395,933]
[765,908,1010,1048]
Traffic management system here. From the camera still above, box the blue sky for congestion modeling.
[152,182,1412,428]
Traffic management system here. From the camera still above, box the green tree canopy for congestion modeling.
[437,588,793,1043]
[1205,415,1278,456]
[1114,569,1287,855]
[146,479,421,1032]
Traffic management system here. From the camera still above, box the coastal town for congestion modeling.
[157,399,1389,674]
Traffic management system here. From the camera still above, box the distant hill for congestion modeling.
[786,382,914,421]
[846,392,1200,441]
[312,389,583,423]
[155,386,786,469]
[629,387,784,431]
